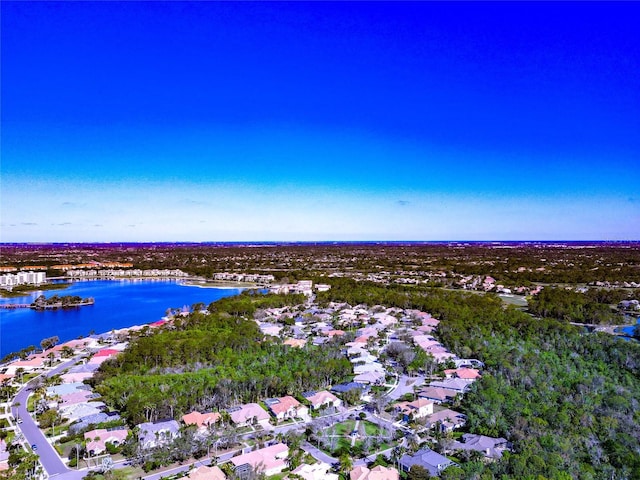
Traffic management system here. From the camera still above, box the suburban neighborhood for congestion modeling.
[0,279,511,480]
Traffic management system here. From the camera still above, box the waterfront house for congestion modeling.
[5,357,44,375]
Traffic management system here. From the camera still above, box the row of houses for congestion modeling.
[0,271,47,288]
[67,269,188,278]
[212,273,276,284]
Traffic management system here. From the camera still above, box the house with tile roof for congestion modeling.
[303,390,342,410]
[350,465,399,480]
[227,403,270,428]
[187,465,226,480]
[182,411,221,430]
[428,378,472,393]
[265,396,309,422]
[84,428,129,455]
[444,368,481,381]
[231,443,289,477]
[395,398,434,421]
[427,409,466,432]
[417,387,457,404]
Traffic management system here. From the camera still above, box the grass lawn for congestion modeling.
[82,466,140,479]
[333,420,356,436]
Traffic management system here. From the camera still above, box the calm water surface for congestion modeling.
[0,280,243,357]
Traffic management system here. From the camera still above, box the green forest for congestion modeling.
[92,292,351,424]
[318,279,640,480]
[527,287,632,324]
[90,281,640,479]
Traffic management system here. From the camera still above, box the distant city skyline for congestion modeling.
[2,2,639,241]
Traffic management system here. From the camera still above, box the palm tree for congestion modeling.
[339,452,352,475]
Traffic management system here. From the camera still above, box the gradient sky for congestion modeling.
[2,1,639,241]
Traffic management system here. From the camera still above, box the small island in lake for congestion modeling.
[31,294,95,310]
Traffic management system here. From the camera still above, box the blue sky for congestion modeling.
[2,1,639,241]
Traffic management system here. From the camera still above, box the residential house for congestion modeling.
[449,434,510,459]
[137,420,180,449]
[227,403,271,428]
[69,412,119,434]
[303,390,342,411]
[60,390,98,407]
[331,382,369,397]
[289,462,338,480]
[395,398,434,421]
[417,387,457,404]
[427,409,466,432]
[187,465,227,480]
[60,402,106,422]
[353,371,386,385]
[399,448,455,477]
[265,396,309,422]
[182,411,221,431]
[353,362,385,375]
[4,357,44,375]
[283,338,306,348]
[350,465,399,480]
[230,443,289,477]
[443,368,481,381]
[428,378,471,394]
[84,428,129,455]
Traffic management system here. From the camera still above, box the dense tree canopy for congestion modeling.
[92,292,351,424]
[319,279,640,480]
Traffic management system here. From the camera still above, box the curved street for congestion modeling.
[11,356,88,479]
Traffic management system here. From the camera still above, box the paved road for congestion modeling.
[11,357,87,479]
[301,441,337,464]
[386,374,425,401]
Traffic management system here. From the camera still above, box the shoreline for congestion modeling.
[0,279,246,360]
[0,282,71,298]
[181,279,261,289]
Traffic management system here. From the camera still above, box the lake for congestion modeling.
[0,280,244,358]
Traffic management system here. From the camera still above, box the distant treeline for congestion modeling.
[3,243,640,285]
